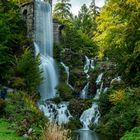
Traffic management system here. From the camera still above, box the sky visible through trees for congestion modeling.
[53,0,105,15]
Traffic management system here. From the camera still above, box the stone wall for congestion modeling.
[20,2,34,39]
[20,1,61,44]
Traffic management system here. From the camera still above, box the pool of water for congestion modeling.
[73,130,112,140]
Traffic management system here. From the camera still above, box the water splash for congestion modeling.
[39,102,72,125]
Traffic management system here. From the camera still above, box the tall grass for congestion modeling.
[42,123,71,140]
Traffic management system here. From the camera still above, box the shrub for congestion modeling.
[42,123,71,140]
[120,127,140,140]
[98,91,112,116]
[0,99,6,114]
[109,90,125,105]
[9,48,42,94]
[65,119,82,130]
[56,83,73,101]
[68,99,91,119]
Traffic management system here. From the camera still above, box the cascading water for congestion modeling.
[34,0,58,99]
[84,56,95,74]
[84,56,91,74]
[96,73,103,85]
[34,0,72,124]
[60,62,73,89]
[80,82,89,99]
[80,56,95,99]
[80,73,104,129]
[39,102,72,125]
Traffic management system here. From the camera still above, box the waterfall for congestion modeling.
[84,56,91,73]
[96,73,103,85]
[60,62,73,89]
[80,56,95,99]
[80,73,104,129]
[34,0,58,99]
[84,56,95,74]
[80,82,89,99]
[39,102,72,124]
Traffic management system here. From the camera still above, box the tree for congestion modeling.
[8,49,42,93]
[89,0,100,33]
[73,4,92,36]
[94,0,140,85]
[53,0,72,22]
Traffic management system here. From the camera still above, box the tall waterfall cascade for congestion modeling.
[34,0,72,125]
[34,0,58,100]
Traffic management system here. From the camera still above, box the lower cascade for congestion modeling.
[80,73,104,129]
[39,101,72,125]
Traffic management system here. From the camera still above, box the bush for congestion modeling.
[56,83,73,101]
[120,127,140,140]
[8,48,42,94]
[65,119,82,130]
[0,99,6,114]
[109,90,125,105]
[68,99,92,119]
[51,97,63,104]
[98,91,112,116]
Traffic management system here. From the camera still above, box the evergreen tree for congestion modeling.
[53,0,72,22]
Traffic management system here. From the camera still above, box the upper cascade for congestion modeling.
[34,0,53,57]
[34,0,58,99]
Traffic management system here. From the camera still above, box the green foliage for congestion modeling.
[0,119,25,140]
[12,0,32,5]
[94,0,140,86]
[56,83,73,101]
[53,0,72,23]
[61,26,97,57]
[65,119,82,130]
[5,92,47,139]
[109,89,125,105]
[97,87,140,138]
[8,49,42,94]
[120,127,140,140]
[0,99,6,115]
[73,2,98,38]
[98,91,112,116]
[51,97,63,104]
[68,99,92,119]
[0,0,29,83]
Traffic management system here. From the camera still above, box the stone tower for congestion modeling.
[20,0,61,44]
